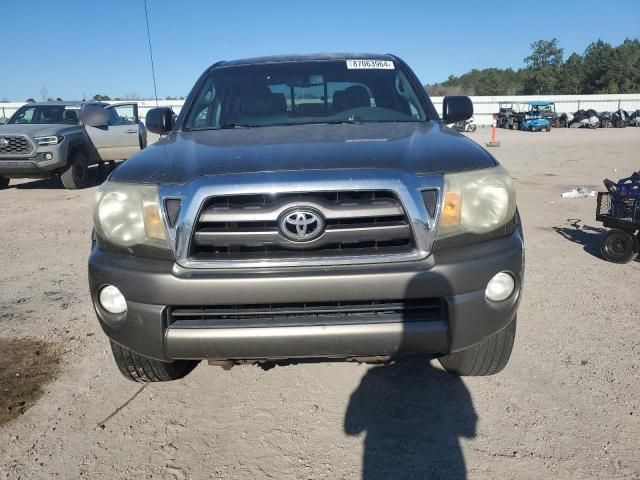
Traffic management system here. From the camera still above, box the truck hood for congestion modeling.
[0,123,81,137]
[110,122,498,184]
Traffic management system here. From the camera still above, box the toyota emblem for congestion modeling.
[278,208,325,242]
[0,138,8,148]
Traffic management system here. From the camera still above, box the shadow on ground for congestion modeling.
[0,338,62,426]
[10,162,119,190]
[552,219,607,260]
[345,359,477,480]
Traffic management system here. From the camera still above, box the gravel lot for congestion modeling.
[0,128,639,479]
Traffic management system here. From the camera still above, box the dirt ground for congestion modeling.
[0,127,639,479]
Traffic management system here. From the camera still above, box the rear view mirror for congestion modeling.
[145,107,175,135]
[80,106,109,127]
[442,96,473,124]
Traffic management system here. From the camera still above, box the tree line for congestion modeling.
[0,94,186,103]
[427,38,640,96]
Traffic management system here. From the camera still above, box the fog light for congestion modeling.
[44,153,53,160]
[485,272,515,302]
[99,285,127,314]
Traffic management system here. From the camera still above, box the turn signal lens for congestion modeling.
[143,199,165,240]
[441,192,461,228]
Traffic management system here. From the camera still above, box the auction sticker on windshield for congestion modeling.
[346,59,395,69]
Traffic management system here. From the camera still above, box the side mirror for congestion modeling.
[442,96,473,124]
[80,107,109,127]
[0,117,7,125]
[145,107,174,135]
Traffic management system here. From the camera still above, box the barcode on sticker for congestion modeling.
[346,59,395,70]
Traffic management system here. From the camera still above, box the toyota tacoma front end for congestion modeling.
[88,53,524,381]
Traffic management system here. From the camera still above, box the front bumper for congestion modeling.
[89,231,524,362]
[0,151,66,177]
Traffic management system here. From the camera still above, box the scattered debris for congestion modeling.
[561,187,595,198]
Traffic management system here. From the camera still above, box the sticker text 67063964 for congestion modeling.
[346,60,395,70]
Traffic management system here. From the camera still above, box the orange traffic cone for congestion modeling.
[486,114,501,147]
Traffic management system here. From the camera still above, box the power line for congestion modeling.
[143,0,159,107]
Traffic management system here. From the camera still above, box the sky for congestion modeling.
[1,0,638,101]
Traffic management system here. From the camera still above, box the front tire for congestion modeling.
[110,340,198,382]
[439,317,516,376]
[600,229,638,263]
[0,176,9,189]
[60,151,90,189]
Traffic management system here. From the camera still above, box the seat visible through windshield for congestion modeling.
[185,60,428,129]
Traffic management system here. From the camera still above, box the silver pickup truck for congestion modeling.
[0,101,146,189]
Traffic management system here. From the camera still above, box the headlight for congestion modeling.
[436,165,516,240]
[34,135,64,146]
[94,182,168,249]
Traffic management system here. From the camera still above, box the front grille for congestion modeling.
[164,198,182,228]
[0,135,34,155]
[189,191,415,261]
[168,298,446,328]
[421,189,438,218]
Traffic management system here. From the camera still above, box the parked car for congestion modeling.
[89,53,524,382]
[0,101,147,189]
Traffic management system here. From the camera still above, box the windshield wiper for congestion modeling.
[326,117,362,125]
[188,123,258,131]
[219,123,258,129]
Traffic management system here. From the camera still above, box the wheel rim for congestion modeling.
[609,237,627,255]
[604,232,633,260]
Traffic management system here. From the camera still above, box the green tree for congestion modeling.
[557,53,584,94]
[583,38,640,94]
[582,40,617,93]
[427,37,638,96]
[93,94,112,101]
[523,39,564,94]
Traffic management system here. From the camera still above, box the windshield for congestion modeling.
[529,104,555,113]
[8,105,81,125]
[184,60,428,130]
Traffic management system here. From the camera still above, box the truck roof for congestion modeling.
[216,53,395,68]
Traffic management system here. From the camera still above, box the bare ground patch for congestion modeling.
[0,338,62,426]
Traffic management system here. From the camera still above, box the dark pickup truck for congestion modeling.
[89,53,524,382]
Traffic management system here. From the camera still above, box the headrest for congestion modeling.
[63,110,78,121]
[343,86,370,109]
